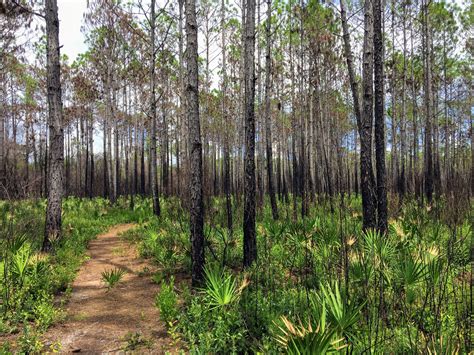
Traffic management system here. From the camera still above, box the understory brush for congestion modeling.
[142,194,471,353]
[0,196,147,349]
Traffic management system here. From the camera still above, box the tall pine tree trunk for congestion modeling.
[43,0,64,252]
[243,0,257,267]
[264,0,278,220]
[221,0,233,233]
[150,0,161,216]
[373,0,387,233]
[423,0,434,203]
[186,0,205,286]
[361,0,377,230]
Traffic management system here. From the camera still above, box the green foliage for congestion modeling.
[179,295,246,354]
[203,265,247,309]
[101,268,126,290]
[2,194,469,353]
[316,282,364,342]
[275,311,347,354]
[18,324,43,353]
[132,195,470,353]
[155,276,178,325]
[122,331,153,351]
[0,197,146,349]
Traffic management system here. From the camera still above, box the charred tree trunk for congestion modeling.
[150,0,161,216]
[423,0,434,203]
[221,0,233,233]
[361,0,377,230]
[264,0,278,220]
[243,0,257,267]
[186,0,205,286]
[43,0,64,252]
[373,0,387,233]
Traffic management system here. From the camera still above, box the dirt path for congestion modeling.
[43,224,176,354]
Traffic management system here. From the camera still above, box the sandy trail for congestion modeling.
[43,223,176,354]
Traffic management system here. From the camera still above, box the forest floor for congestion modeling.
[42,223,178,354]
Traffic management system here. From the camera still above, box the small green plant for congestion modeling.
[203,265,248,309]
[151,271,164,284]
[122,331,153,351]
[155,276,178,325]
[33,296,61,331]
[18,324,43,353]
[316,282,364,342]
[275,312,347,354]
[0,340,12,354]
[101,268,126,290]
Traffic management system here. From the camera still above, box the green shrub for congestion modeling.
[155,276,178,325]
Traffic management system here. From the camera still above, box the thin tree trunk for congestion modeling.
[399,1,407,199]
[150,0,161,216]
[103,115,108,198]
[140,122,146,195]
[113,87,120,199]
[373,0,387,233]
[43,0,64,252]
[0,73,5,197]
[89,109,94,198]
[264,0,278,220]
[361,0,377,229]
[243,0,257,267]
[186,0,205,286]
[221,0,233,233]
[423,0,434,202]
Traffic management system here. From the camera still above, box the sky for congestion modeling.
[57,0,88,62]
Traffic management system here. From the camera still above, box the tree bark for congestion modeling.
[373,0,387,233]
[243,0,257,267]
[0,72,4,197]
[340,0,362,133]
[150,0,161,216]
[186,0,205,286]
[399,1,407,199]
[43,0,64,252]
[264,0,278,220]
[221,0,233,233]
[423,0,434,203]
[361,0,377,230]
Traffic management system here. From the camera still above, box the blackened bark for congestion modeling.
[0,73,4,197]
[150,0,161,216]
[103,116,108,198]
[186,0,205,286]
[89,110,94,198]
[373,0,387,233]
[399,2,407,199]
[299,2,307,218]
[361,0,377,230]
[243,0,257,267]
[113,89,120,199]
[264,0,278,220]
[221,0,233,233]
[140,124,145,195]
[43,0,64,252]
[423,0,434,203]
[85,115,90,197]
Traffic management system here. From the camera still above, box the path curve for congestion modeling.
[43,223,175,354]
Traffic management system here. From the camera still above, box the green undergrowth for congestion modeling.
[0,193,470,353]
[125,194,471,354]
[0,196,149,353]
